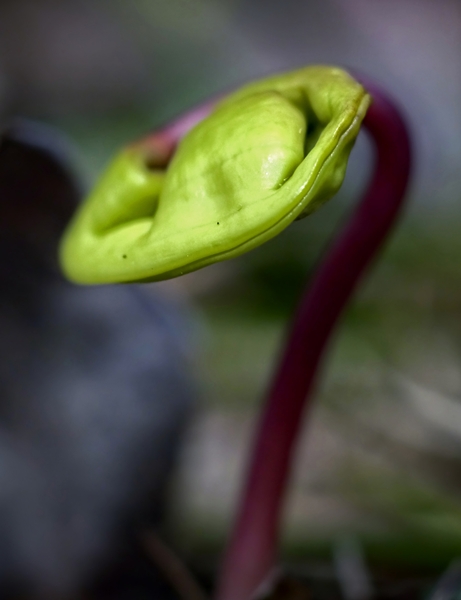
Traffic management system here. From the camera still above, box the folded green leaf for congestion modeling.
[60,66,370,284]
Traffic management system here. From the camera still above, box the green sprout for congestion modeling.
[59,65,411,600]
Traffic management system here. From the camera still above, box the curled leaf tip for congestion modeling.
[60,66,370,284]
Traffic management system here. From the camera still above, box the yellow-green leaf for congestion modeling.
[60,66,370,284]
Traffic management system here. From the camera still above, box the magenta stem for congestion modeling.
[134,100,217,167]
[214,85,412,600]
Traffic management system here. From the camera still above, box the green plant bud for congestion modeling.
[60,66,370,284]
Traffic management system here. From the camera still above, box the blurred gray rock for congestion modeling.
[0,267,194,596]
[0,122,195,597]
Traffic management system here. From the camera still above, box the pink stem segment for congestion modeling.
[214,84,412,600]
[133,100,218,167]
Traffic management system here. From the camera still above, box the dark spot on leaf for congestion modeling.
[217,222,220,225]
[123,255,127,259]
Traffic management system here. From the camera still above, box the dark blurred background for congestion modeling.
[1,0,461,597]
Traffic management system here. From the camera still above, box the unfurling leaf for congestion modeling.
[60,66,370,284]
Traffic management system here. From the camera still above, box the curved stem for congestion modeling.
[214,84,412,600]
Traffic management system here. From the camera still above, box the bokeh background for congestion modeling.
[1,0,461,596]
